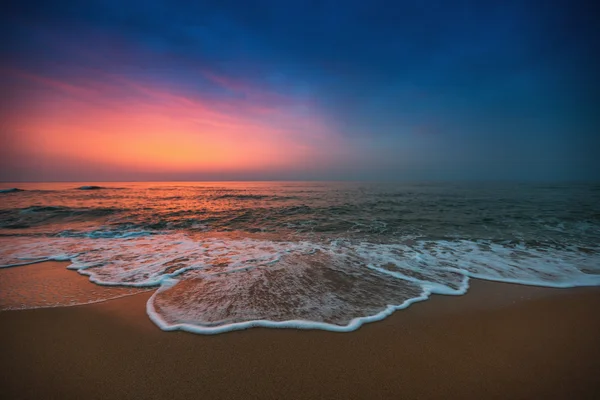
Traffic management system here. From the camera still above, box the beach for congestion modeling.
[3,0,599,396]
[1,261,599,400]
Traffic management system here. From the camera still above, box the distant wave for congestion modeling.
[2,223,31,229]
[2,186,126,193]
[77,185,106,190]
[1,206,122,230]
[0,188,24,193]
[57,229,154,239]
[18,205,122,217]
[213,194,298,201]
[20,206,70,213]
[77,185,126,191]
[214,194,270,200]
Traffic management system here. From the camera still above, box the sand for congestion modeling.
[0,261,150,310]
[1,262,599,399]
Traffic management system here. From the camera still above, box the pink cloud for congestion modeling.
[2,67,343,177]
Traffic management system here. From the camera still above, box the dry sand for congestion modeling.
[1,261,599,399]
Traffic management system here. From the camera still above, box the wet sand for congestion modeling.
[1,262,599,399]
[0,261,150,310]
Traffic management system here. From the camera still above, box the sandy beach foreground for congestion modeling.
[1,262,599,400]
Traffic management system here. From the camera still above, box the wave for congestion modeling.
[215,194,298,201]
[214,194,270,200]
[0,206,124,231]
[1,186,126,193]
[0,234,598,334]
[77,185,104,190]
[0,188,24,193]
[20,206,70,213]
[2,223,31,229]
[76,186,126,191]
[18,206,120,216]
[57,229,155,239]
[77,185,106,190]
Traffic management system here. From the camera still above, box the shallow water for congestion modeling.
[1,181,599,333]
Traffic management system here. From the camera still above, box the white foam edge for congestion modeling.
[145,279,461,335]
[455,269,600,288]
[367,263,470,295]
[2,290,152,311]
[3,249,600,333]
[369,260,600,290]
[362,247,600,289]
[69,259,201,288]
[145,271,472,335]
[145,260,600,335]
[0,255,72,269]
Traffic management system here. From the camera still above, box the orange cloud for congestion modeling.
[2,69,341,175]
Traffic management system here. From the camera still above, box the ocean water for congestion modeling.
[1,181,599,333]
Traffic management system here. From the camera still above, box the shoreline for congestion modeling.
[1,262,599,399]
[2,260,594,330]
[0,261,151,311]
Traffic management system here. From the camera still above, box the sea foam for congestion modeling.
[1,233,598,333]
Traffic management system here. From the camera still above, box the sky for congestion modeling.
[1,0,598,181]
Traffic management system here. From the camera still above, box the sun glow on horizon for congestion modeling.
[2,68,342,175]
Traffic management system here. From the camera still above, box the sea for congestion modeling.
[1,181,599,333]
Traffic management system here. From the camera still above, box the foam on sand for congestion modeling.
[0,233,598,333]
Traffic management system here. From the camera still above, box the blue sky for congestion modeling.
[1,0,598,181]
